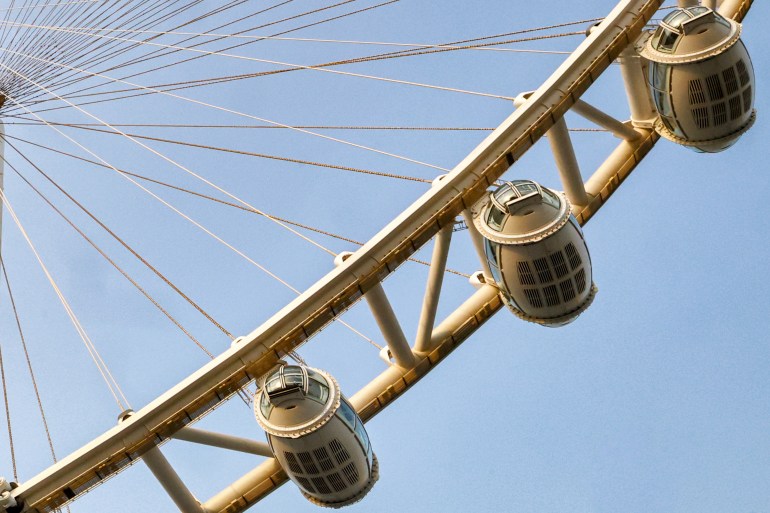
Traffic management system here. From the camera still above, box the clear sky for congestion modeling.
[0,1,768,512]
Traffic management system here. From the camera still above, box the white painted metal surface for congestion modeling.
[413,224,453,354]
[143,447,204,513]
[546,118,590,207]
[172,428,272,457]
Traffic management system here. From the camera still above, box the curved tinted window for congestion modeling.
[663,10,691,28]
[337,399,357,430]
[484,239,503,287]
[282,367,304,386]
[492,185,517,205]
[568,215,584,238]
[354,418,370,451]
[653,88,674,118]
[484,239,498,268]
[307,379,329,405]
[715,15,730,28]
[306,369,328,386]
[259,392,273,419]
[486,205,505,231]
[265,376,281,394]
[541,188,561,209]
[651,63,671,92]
[654,28,680,53]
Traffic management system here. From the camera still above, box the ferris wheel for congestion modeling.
[0,0,766,512]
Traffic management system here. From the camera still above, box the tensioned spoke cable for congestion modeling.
[3,118,609,133]
[49,122,432,183]
[0,47,450,174]
[31,25,575,55]
[0,188,130,412]
[59,0,230,78]
[2,0,205,101]
[4,0,120,68]
[0,23,517,101]
[83,0,294,76]
[1,1,118,96]
[9,26,579,108]
[1,0,131,84]
[0,131,236,344]
[12,30,574,108]
[0,61,351,257]
[3,119,496,130]
[3,0,404,112]
[0,0,20,52]
[279,31,581,72]
[27,0,347,99]
[2,0,208,103]
[4,92,382,351]
[3,24,585,114]
[19,0,288,104]
[0,55,445,306]
[203,18,592,92]
[5,132,472,278]
[0,1,101,13]
[416,17,601,49]
[0,344,16,481]
[84,0,365,83]
[1,258,59,471]
[1,147,215,358]
[0,0,100,85]
[12,0,419,108]
[0,0,111,87]
[85,0,581,104]
[0,150,255,406]
[33,0,210,89]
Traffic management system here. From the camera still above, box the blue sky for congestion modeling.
[0,1,768,512]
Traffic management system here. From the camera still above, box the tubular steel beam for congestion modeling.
[577,129,659,224]
[143,448,204,513]
[461,209,493,284]
[719,0,753,21]
[9,2,666,511]
[364,283,415,369]
[572,100,641,141]
[618,46,658,127]
[173,428,272,457]
[413,225,453,354]
[201,284,504,513]
[546,117,590,207]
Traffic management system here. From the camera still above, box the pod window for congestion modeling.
[259,392,273,419]
[486,204,506,231]
[307,378,329,404]
[540,188,561,209]
[657,28,680,53]
[337,398,357,431]
[484,239,504,288]
[354,417,370,452]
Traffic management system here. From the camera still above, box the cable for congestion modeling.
[1,258,59,471]
[4,88,384,352]
[0,187,130,412]
[5,132,472,279]
[0,343,16,481]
